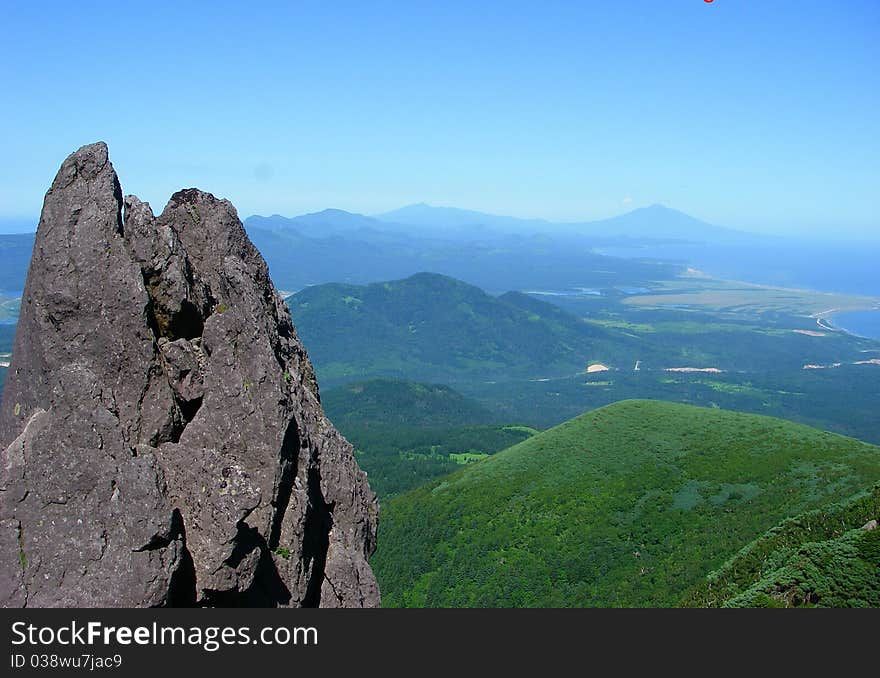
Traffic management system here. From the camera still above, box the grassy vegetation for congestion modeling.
[372,400,880,607]
[577,304,875,374]
[683,485,880,607]
[620,278,877,316]
[450,452,490,464]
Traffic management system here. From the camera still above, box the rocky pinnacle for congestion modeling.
[0,142,379,607]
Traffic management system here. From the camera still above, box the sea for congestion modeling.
[595,239,880,297]
[596,238,880,340]
[0,290,21,325]
[830,310,880,341]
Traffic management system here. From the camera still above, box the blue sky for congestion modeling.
[1,1,877,238]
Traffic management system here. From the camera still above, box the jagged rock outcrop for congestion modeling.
[0,142,379,607]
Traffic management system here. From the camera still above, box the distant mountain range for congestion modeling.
[0,204,753,296]
[238,204,752,293]
[373,202,745,243]
[247,202,745,244]
[9,204,876,299]
[246,209,392,239]
[244,212,679,293]
[13,201,741,238]
[374,203,555,237]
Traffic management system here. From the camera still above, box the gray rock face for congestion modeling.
[0,142,379,607]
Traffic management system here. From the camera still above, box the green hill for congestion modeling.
[289,272,630,386]
[372,400,880,607]
[322,379,538,499]
[683,485,880,608]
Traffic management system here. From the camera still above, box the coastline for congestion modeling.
[826,307,880,340]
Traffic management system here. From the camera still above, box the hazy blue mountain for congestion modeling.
[0,202,763,305]
[244,224,423,291]
[246,209,393,238]
[245,215,677,293]
[375,202,747,243]
[375,203,554,235]
[0,206,677,299]
[575,204,747,243]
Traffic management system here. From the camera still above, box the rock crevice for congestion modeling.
[0,142,379,608]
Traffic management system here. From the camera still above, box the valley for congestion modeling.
[287,271,880,446]
[287,265,880,554]
[322,379,537,498]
